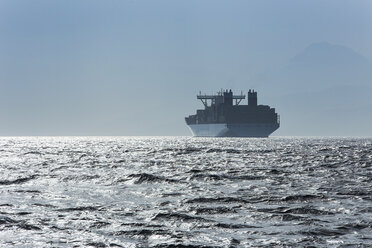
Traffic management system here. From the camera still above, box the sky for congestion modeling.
[1,0,372,136]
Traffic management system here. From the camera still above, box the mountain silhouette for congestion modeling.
[290,42,369,68]
[279,42,371,91]
[263,42,372,136]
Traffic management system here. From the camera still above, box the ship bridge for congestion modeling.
[197,90,245,107]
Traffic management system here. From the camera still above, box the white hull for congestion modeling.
[187,123,279,137]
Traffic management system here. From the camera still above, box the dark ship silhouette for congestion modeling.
[185,90,280,137]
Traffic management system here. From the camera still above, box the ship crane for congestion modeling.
[197,90,245,108]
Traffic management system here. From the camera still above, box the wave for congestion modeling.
[301,228,346,237]
[215,222,257,229]
[152,212,211,222]
[0,216,41,230]
[111,228,170,237]
[153,244,221,248]
[0,175,37,185]
[258,206,333,215]
[281,194,325,202]
[193,206,238,215]
[125,173,179,184]
[186,197,250,204]
[55,206,103,212]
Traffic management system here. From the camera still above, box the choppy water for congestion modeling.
[0,137,371,247]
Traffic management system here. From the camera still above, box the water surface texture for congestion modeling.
[0,137,371,247]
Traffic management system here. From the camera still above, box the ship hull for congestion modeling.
[187,123,279,137]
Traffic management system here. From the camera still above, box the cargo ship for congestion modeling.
[185,90,280,137]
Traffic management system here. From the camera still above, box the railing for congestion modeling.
[197,95,245,100]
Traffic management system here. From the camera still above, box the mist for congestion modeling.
[1,0,371,136]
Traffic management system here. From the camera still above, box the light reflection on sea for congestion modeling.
[0,137,371,247]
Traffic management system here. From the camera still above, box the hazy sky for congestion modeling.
[1,0,372,136]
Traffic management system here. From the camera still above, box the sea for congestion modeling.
[0,137,371,247]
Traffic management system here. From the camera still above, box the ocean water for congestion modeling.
[0,137,371,247]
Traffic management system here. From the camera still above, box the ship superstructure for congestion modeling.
[185,90,280,137]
